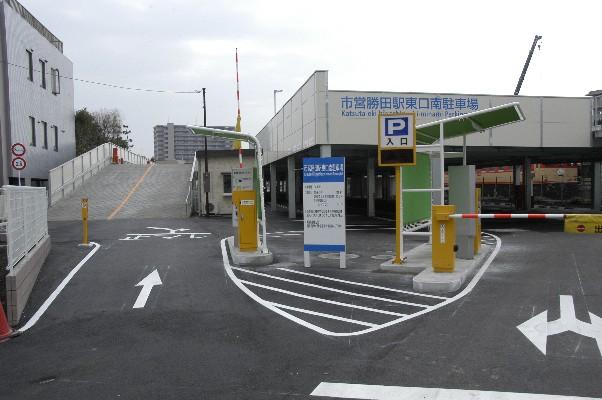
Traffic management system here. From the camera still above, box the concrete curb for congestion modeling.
[226,237,274,266]
[412,245,494,294]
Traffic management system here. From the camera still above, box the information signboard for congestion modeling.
[232,167,253,191]
[303,157,346,253]
[378,112,416,167]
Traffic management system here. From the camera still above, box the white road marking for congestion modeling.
[310,383,599,400]
[239,279,405,317]
[18,242,101,333]
[231,266,429,308]
[133,269,163,309]
[220,232,502,337]
[277,268,448,300]
[270,302,378,328]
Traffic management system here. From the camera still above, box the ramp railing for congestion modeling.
[48,143,148,206]
[0,186,48,271]
[185,156,199,216]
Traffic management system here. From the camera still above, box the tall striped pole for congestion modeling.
[235,48,243,168]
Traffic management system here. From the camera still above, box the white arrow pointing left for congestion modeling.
[133,269,162,309]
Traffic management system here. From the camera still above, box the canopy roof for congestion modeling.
[415,102,525,145]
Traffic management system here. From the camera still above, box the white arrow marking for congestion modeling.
[133,269,162,309]
[517,295,602,357]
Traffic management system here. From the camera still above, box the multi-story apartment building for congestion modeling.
[0,0,75,186]
[154,123,233,162]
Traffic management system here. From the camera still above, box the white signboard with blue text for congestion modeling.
[303,157,346,268]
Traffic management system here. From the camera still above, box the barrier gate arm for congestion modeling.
[187,126,269,254]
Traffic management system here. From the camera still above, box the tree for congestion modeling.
[75,108,131,155]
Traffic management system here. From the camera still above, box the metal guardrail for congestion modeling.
[1,186,48,271]
[48,143,148,206]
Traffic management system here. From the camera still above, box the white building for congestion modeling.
[154,123,233,162]
[0,0,75,186]
[257,71,602,217]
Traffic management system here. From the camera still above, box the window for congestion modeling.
[29,116,36,146]
[39,59,46,89]
[223,173,232,194]
[51,68,60,94]
[26,50,33,81]
[53,126,58,151]
[41,121,48,149]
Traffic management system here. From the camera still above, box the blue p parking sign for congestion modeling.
[384,117,408,137]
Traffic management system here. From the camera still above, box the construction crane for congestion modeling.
[514,35,542,95]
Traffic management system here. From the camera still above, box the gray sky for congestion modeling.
[24,0,602,157]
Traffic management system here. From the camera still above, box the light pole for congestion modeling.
[273,89,283,114]
[202,88,210,217]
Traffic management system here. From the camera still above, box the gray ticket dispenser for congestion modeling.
[449,165,476,260]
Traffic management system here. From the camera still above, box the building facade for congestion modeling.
[0,0,75,186]
[153,123,233,162]
[257,71,602,217]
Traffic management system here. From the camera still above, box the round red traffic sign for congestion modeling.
[576,224,585,233]
[11,142,26,157]
[12,156,26,171]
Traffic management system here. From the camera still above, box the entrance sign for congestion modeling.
[303,157,346,268]
[232,167,253,191]
[378,112,416,167]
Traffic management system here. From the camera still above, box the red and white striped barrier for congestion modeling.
[450,213,565,220]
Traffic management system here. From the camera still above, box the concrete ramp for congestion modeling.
[48,163,191,221]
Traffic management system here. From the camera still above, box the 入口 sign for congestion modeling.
[378,112,416,167]
[303,157,346,264]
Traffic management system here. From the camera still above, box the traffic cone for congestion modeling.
[0,302,15,341]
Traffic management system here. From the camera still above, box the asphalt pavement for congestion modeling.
[0,213,601,399]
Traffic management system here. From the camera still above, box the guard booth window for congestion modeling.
[222,173,232,194]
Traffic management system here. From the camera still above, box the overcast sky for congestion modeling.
[23,0,602,157]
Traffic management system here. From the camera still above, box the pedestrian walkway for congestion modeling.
[48,163,191,221]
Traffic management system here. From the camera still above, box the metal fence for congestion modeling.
[48,143,148,206]
[1,186,48,271]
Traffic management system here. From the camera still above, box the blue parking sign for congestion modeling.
[384,117,408,137]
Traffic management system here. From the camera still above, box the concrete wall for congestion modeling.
[2,0,75,180]
[256,71,328,165]
[5,234,50,325]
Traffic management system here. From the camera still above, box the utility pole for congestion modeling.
[202,88,209,217]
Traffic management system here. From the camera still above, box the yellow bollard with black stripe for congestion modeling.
[432,205,456,272]
[81,198,89,246]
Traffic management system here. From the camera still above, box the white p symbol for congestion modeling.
[387,119,406,136]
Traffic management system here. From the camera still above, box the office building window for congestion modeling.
[223,173,232,194]
[51,68,60,94]
[29,116,36,146]
[26,50,33,81]
[41,121,48,149]
[40,60,46,89]
[53,126,59,151]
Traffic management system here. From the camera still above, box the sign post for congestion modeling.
[378,112,416,265]
[303,157,346,269]
[11,143,26,186]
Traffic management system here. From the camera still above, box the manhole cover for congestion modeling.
[318,253,360,260]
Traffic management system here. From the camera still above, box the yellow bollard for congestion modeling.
[432,204,456,272]
[81,198,89,245]
[474,188,481,254]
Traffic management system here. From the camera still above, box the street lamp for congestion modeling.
[273,89,283,114]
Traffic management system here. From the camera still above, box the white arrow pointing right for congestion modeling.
[133,269,162,309]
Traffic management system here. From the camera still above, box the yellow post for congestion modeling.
[393,167,402,264]
[432,204,456,272]
[474,188,481,254]
[81,198,89,245]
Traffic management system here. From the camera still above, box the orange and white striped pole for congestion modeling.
[450,213,565,220]
[234,48,243,168]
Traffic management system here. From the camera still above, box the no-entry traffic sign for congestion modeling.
[11,143,26,157]
[12,157,26,171]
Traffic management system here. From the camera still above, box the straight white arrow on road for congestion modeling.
[133,269,162,309]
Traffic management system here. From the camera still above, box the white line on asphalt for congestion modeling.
[18,242,101,333]
[270,302,378,328]
[231,266,429,308]
[277,268,448,300]
[310,383,599,400]
[239,279,406,317]
[220,232,502,337]
[132,269,162,309]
